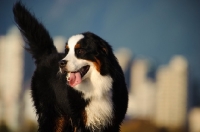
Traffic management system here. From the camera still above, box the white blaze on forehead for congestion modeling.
[62,34,86,72]
[64,34,84,60]
[68,34,84,49]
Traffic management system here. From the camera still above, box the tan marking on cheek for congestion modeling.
[93,57,101,72]
[75,43,81,48]
[65,45,69,49]
[55,116,66,132]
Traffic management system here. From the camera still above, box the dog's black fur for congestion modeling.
[13,2,128,132]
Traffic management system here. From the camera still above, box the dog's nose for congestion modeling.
[59,60,67,67]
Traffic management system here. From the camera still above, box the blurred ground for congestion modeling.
[121,119,186,132]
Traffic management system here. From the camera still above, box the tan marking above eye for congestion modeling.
[65,45,69,49]
[75,43,81,48]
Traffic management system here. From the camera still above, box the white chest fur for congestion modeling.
[85,91,113,130]
[75,66,114,129]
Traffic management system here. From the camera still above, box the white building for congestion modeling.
[127,59,156,120]
[154,56,188,129]
[188,108,200,132]
[53,36,66,53]
[19,88,37,131]
[114,48,132,72]
[0,26,24,130]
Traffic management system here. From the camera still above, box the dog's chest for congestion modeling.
[85,94,113,130]
[75,69,114,129]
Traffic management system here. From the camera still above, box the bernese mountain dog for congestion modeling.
[13,2,128,132]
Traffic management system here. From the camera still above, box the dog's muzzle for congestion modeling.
[59,60,67,73]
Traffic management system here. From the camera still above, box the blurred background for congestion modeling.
[0,0,200,132]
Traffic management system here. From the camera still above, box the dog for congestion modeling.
[13,2,128,132]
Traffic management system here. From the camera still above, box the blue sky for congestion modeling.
[1,0,200,103]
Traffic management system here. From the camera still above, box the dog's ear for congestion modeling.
[99,40,109,55]
[102,47,108,55]
[82,32,110,56]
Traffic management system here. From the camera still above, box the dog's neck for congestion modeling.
[75,66,113,99]
[75,68,113,130]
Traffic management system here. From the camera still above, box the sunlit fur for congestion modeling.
[13,2,128,132]
[61,34,114,129]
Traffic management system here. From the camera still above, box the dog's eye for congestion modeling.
[76,48,86,55]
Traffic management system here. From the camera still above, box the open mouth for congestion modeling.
[78,65,90,78]
[66,65,90,87]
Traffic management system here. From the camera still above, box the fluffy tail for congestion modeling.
[13,2,57,64]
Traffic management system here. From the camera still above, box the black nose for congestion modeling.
[59,60,67,67]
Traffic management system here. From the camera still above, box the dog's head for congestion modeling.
[59,32,113,90]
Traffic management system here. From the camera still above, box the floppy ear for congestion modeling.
[99,40,109,55]
[102,47,108,54]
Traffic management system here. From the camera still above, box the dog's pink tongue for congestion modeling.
[69,72,82,87]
